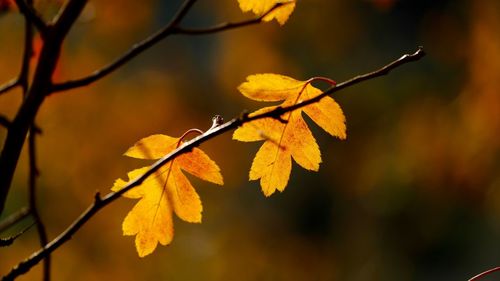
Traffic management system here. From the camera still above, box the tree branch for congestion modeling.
[0,0,88,216]
[19,0,34,94]
[28,126,50,281]
[0,0,36,97]
[0,115,11,129]
[50,1,287,93]
[468,267,500,281]
[50,0,197,93]
[2,47,425,280]
[247,47,426,122]
[13,0,47,35]
[0,79,19,96]
[172,3,287,35]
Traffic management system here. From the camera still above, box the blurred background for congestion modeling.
[1,0,499,280]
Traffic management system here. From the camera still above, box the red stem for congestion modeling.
[176,128,204,148]
[468,267,500,281]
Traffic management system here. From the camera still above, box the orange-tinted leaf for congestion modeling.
[237,0,296,25]
[233,74,346,196]
[112,134,223,257]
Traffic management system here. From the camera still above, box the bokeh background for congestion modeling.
[1,0,499,280]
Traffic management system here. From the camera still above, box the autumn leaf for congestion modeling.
[233,74,346,196]
[237,0,296,25]
[112,134,223,257]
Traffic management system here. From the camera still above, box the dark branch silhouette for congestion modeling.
[172,3,288,36]
[2,47,425,280]
[28,127,50,281]
[0,79,19,96]
[13,0,47,34]
[50,2,286,93]
[0,115,11,129]
[0,0,88,216]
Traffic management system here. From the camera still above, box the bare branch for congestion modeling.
[51,0,88,36]
[0,0,35,97]
[3,47,425,280]
[0,0,88,216]
[14,0,47,34]
[468,267,500,281]
[173,2,286,35]
[0,79,19,96]
[246,47,426,122]
[0,115,11,129]
[50,0,198,92]
[28,126,50,281]
[0,207,30,233]
[50,1,289,93]
[19,0,34,94]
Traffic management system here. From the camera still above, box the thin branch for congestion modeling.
[172,3,287,35]
[468,267,500,281]
[3,47,425,280]
[0,116,42,133]
[0,115,11,129]
[0,0,35,97]
[0,207,30,233]
[0,222,35,247]
[0,79,20,96]
[0,0,87,216]
[50,0,197,92]
[28,126,50,281]
[50,1,287,93]
[19,0,34,95]
[13,0,47,34]
[247,47,426,122]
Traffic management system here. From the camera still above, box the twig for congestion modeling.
[16,0,51,278]
[18,0,34,95]
[173,3,286,35]
[28,126,50,281]
[50,0,198,92]
[2,47,425,280]
[0,207,30,233]
[13,0,47,35]
[247,47,426,122]
[468,267,500,281]
[0,0,87,216]
[0,115,11,129]
[0,0,36,97]
[50,2,286,93]
[0,222,35,247]
[0,79,19,96]
[173,2,287,35]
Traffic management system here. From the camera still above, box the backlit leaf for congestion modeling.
[233,74,346,196]
[112,134,223,257]
[237,0,296,25]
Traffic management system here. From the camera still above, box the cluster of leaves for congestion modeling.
[113,72,346,256]
[110,0,305,257]
[111,0,348,257]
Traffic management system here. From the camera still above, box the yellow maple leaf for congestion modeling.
[233,74,346,196]
[112,134,223,257]
[237,0,296,25]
